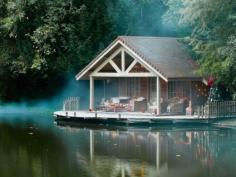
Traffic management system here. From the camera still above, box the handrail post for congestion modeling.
[62,97,80,111]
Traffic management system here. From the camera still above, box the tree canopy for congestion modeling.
[0,0,169,101]
[0,0,235,101]
[165,0,236,94]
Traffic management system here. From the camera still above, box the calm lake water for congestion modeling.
[0,113,236,177]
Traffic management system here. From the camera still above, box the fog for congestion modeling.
[0,79,89,114]
[0,0,181,114]
[0,77,121,114]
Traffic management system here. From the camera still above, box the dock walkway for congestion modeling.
[53,110,221,126]
[54,110,198,119]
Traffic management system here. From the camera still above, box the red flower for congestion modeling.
[207,76,215,87]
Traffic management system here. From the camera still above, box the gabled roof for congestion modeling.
[76,36,201,80]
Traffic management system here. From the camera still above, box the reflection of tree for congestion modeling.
[58,124,236,177]
[83,130,166,177]
[89,156,159,177]
[165,129,236,177]
[0,123,91,177]
[191,129,236,177]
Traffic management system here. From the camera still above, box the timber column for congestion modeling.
[156,76,161,115]
[90,76,94,110]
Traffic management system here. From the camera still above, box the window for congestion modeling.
[168,81,190,99]
[150,78,156,93]
[168,81,177,98]
[149,78,156,101]
[127,78,141,97]
[119,78,140,97]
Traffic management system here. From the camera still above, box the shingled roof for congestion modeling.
[76,36,202,81]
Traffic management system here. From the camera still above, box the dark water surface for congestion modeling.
[0,113,236,177]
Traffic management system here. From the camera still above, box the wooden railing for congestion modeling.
[63,97,80,111]
[198,101,236,118]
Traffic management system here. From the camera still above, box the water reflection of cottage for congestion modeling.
[76,36,208,115]
[61,127,219,177]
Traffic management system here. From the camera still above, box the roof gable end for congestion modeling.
[76,36,202,81]
[76,37,167,81]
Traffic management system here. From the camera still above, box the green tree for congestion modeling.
[0,0,171,101]
[162,0,191,36]
[107,0,167,36]
[0,0,113,101]
[165,0,236,94]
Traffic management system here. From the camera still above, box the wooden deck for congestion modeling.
[54,110,198,119]
[53,110,222,126]
[54,99,236,126]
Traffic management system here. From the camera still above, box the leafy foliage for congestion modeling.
[0,0,168,101]
[166,0,236,93]
[208,86,231,101]
[107,0,167,36]
[1,0,234,101]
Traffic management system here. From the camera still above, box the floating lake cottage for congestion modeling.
[54,36,236,125]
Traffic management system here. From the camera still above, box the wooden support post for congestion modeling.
[156,77,161,115]
[90,76,94,110]
[121,49,125,72]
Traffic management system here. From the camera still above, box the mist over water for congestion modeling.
[1,115,236,177]
[0,78,118,114]
[0,79,90,114]
[0,0,183,114]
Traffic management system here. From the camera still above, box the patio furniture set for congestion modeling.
[97,96,190,114]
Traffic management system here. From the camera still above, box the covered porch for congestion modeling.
[87,45,164,114]
[90,77,162,114]
[90,77,207,115]
[76,36,208,116]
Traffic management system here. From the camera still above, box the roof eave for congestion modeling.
[75,36,169,81]
[75,38,121,80]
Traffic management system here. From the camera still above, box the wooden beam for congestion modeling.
[76,40,121,80]
[109,60,121,73]
[121,49,125,72]
[156,76,160,115]
[89,76,94,110]
[121,42,168,82]
[125,60,137,73]
[91,72,156,77]
[77,40,168,82]
[202,78,208,85]
[91,48,122,75]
